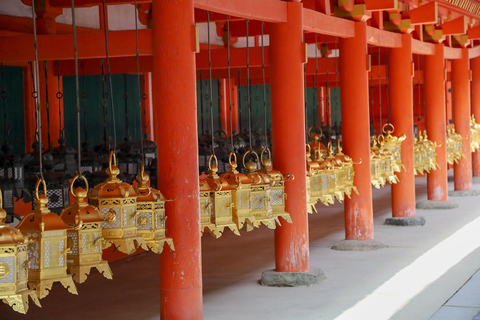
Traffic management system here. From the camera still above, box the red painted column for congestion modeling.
[23,66,36,153]
[425,44,448,200]
[471,56,480,177]
[152,1,202,319]
[388,34,416,217]
[452,49,472,191]
[219,79,228,133]
[270,1,309,272]
[339,22,374,240]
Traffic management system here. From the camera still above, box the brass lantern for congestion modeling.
[471,116,480,152]
[323,143,344,202]
[133,165,174,253]
[199,155,240,238]
[88,152,148,255]
[370,136,385,188]
[305,150,317,214]
[308,126,328,161]
[377,137,399,184]
[380,124,406,173]
[220,152,259,231]
[16,179,78,299]
[422,131,439,171]
[59,175,113,284]
[243,151,276,229]
[0,191,40,314]
[256,148,292,225]
[334,144,358,198]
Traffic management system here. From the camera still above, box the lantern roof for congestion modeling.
[134,167,165,202]
[60,187,103,225]
[0,208,25,245]
[89,161,137,199]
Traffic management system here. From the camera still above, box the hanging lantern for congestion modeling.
[59,175,113,284]
[256,148,292,225]
[308,126,328,161]
[80,141,103,176]
[371,136,385,188]
[421,130,440,172]
[0,141,25,182]
[51,136,77,177]
[334,143,359,198]
[220,152,259,231]
[134,165,174,253]
[323,143,345,202]
[243,151,277,229]
[308,144,335,206]
[380,124,406,173]
[305,147,319,213]
[88,152,148,255]
[377,136,399,184]
[16,179,77,299]
[116,139,141,184]
[199,155,240,238]
[471,116,480,152]
[0,191,40,314]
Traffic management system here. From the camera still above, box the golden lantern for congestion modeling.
[323,143,344,202]
[59,175,113,284]
[451,125,464,162]
[243,151,276,229]
[414,135,424,174]
[306,146,319,213]
[422,130,440,171]
[220,152,259,231]
[199,155,240,238]
[0,191,40,314]
[256,148,292,225]
[308,126,328,161]
[471,116,480,152]
[380,124,406,173]
[16,179,77,299]
[334,144,359,198]
[371,136,385,188]
[377,137,399,184]
[88,152,148,255]
[133,165,174,253]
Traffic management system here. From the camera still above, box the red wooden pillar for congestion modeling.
[23,66,36,153]
[270,1,309,272]
[471,57,480,177]
[219,79,228,133]
[386,34,422,224]
[152,1,202,319]
[220,79,239,136]
[452,49,472,191]
[425,44,449,200]
[336,22,384,248]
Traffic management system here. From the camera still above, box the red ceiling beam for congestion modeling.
[303,8,355,38]
[0,29,152,63]
[55,56,153,75]
[411,38,436,55]
[194,0,287,23]
[440,16,468,35]
[366,26,402,47]
[402,1,438,25]
[196,47,269,70]
[49,0,150,7]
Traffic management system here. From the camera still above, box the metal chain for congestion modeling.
[31,0,44,180]
[378,49,382,130]
[102,0,117,152]
[81,59,88,143]
[227,16,234,150]
[207,11,215,155]
[246,19,252,151]
[261,21,268,148]
[71,0,82,177]
[384,48,390,124]
[56,61,64,140]
[134,0,144,163]
[43,61,51,149]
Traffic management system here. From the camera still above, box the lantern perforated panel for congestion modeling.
[100,207,121,229]
[251,195,265,210]
[271,190,283,206]
[44,241,51,268]
[27,238,39,270]
[136,212,152,230]
[0,256,14,284]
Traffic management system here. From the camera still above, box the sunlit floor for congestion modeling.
[3,171,480,320]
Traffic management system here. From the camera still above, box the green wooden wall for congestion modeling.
[0,66,25,154]
[197,79,220,135]
[63,74,142,148]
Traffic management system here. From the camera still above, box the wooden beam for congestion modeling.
[196,47,270,70]
[384,18,413,33]
[0,29,152,63]
[303,8,355,38]
[194,0,287,23]
[440,16,468,35]
[50,0,150,7]
[366,26,402,47]
[402,2,438,26]
[362,0,398,11]
[469,45,480,59]
[411,38,436,55]
[444,46,463,59]
[467,25,480,40]
[333,4,372,22]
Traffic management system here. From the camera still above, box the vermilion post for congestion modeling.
[152,1,203,319]
[471,56,480,177]
[270,1,309,272]
[425,44,448,200]
[339,22,374,240]
[452,49,472,191]
[388,34,416,217]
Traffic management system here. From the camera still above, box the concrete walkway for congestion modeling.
[3,171,480,319]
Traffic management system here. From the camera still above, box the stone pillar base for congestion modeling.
[472,176,480,184]
[384,216,426,226]
[331,239,387,251]
[416,200,459,209]
[260,268,326,287]
[448,190,480,197]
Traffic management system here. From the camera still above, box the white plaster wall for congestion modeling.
[0,0,35,18]
[56,6,100,29]
[107,4,145,30]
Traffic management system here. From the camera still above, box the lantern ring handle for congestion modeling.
[308,126,323,140]
[32,91,38,99]
[70,174,89,198]
[377,134,385,144]
[306,143,311,153]
[208,154,218,171]
[35,178,47,201]
[382,123,395,134]
[56,92,63,99]
[260,147,271,165]
[242,150,259,169]
[108,151,117,171]
[228,152,237,166]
